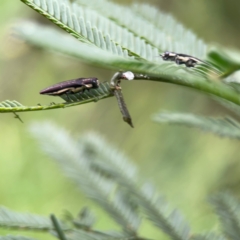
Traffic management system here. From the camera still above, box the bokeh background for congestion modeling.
[0,0,240,239]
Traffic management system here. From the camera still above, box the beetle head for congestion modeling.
[92,78,100,88]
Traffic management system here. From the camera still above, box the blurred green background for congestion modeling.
[0,0,240,239]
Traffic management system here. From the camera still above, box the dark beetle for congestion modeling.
[40,78,99,96]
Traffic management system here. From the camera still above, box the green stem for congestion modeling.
[130,73,240,105]
[0,94,111,113]
[1,73,239,114]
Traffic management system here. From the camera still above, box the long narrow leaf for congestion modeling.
[0,207,66,231]
[153,111,240,140]
[30,122,141,235]
[81,134,191,240]
[210,193,240,240]
[190,232,226,240]
[0,236,37,240]
[75,0,206,58]
[20,0,157,60]
[132,3,206,58]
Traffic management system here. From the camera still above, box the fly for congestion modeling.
[40,78,99,96]
[160,51,202,67]
[160,51,222,76]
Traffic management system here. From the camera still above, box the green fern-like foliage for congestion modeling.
[79,133,191,240]
[0,0,235,119]
[190,233,227,240]
[29,121,193,239]
[152,111,240,140]
[0,206,66,231]
[0,237,37,240]
[210,193,240,240]
[75,0,207,58]
[21,0,157,60]
[1,2,240,240]
[20,0,208,60]
[208,46,240,77]
[1,0,237,115]
[29,122,142,236]
[10,20,240,115]
[0,123,240,240]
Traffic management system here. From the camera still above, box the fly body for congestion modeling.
[160,51,201,67]
[160,51,223,77]
[175,54,200,67]
[40,78,99,96]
